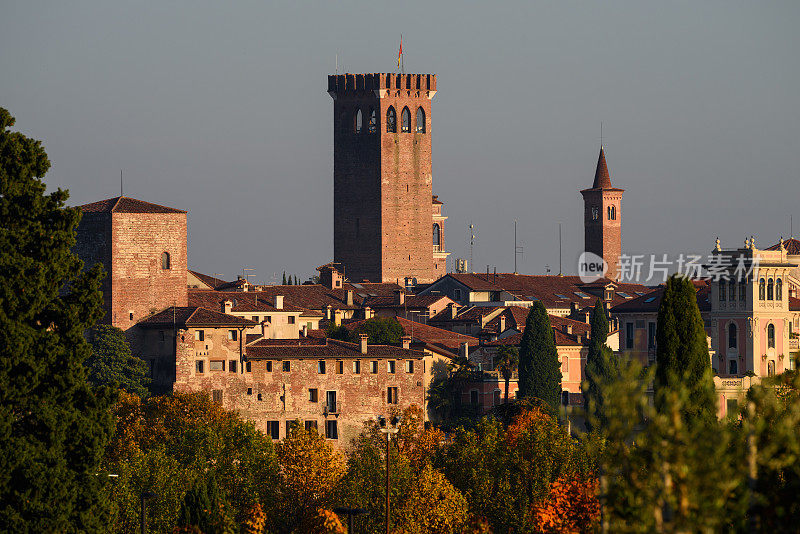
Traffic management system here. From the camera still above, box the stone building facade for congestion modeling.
[328,73,448,284]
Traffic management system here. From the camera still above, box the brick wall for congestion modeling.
[582,190,622,280]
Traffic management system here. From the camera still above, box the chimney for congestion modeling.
[275,295,284,310]
[449,302,459,319]
[222,300,233,314]
[360,333,368,354]
[346,290,354,306]
[401,335,411,349]
[301,324,308,337]
[326,305,332,320]
[364,306,374,319]
[334,309,342,327]
[563,324,572,334]
[459,341,470,361]
[576,334,583,344]
[396,290,405,305]
[499,314,506,332]
[261,320,271,339]
[585,312,591,324]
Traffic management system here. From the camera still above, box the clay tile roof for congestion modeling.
[187,290,310,314]
[483,314,588,347]
[790,297,800,312]
[138,306,256,328]
[592,147,612,189]
[362,294,446,309]
[188,270,230,290]
[345,316,477,353]
[611,281,711,313]
[246,338,426,359]
[766,238,800,255]
[80,196,185,214]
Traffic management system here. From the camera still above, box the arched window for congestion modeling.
[729,279,736,302]
[591,206,599,221]
[612,206,616,220]
[768,360,776,376]
[759,278,765,300]
[386,106,397,133]
[719,282,726,301]
[776,278,783,300]
[415,107,426,133]
[768,323,775,348]
[767,278,774,300]
[739,279,747,301]
[353,109,362,133]
[401,107,411,132]
[368,107,377,133]
[728,323,737,349]
[433,223,441,249]
[161,252,170,270]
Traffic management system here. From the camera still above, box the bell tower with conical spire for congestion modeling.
[581,147,624,280]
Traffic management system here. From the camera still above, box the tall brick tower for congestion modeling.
[74,196,188,331]
[581,147,624,280]
[328,73,448,284]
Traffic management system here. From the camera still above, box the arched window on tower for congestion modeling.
[719,281,726,301]
[591,206,599,221]
[768,323,776,348]
[739,279,747,301]
[728,323,737,349]
[416,107,426,133]
[368,107,377,133]
[401,107,411,132]
[354,109,362,133]
[767,278,774,300]
[433,223,441,251]
[729,278,736,302]
[768,360,776,376]
[759,278,765,300]
[776,278,783,300]
[161,252,170,270]
[386,106,397,133]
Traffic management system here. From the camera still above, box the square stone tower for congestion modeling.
[581,147,624,280]
[328,73,448,284]
[74,196,188,331]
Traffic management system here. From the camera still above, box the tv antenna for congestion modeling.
[514,220,524,274]
[558,223,562,276]
[468,222,475,273]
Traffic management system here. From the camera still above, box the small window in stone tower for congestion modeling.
[161,252,170,269]
[386,106,397,133]
[591,206,599,221]
[433,223,441,250]
[401,107,411,132]
[368,107,377,133]
[416,107,426,133]
[354,108,363,133]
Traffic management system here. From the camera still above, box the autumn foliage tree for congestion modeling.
[530,475,599,533]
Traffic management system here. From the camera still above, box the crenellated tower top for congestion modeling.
[328,73,437,99]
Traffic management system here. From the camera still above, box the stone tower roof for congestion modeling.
[79,196,186,214]
[592,147,612,189]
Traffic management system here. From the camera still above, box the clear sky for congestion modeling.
[2,1,798,283]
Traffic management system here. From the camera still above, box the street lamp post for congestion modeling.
[379,415,401,534]
[140,491,157,534]
[332,507,369,534]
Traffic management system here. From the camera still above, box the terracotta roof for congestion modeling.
[246,338,426,359]
[345,316,477,353]
[429,305,503,324]
[766,238,800,255]
[188,270,230,290]
[361,294,447,309]
[592,147,612,189]
[80,196,185,214]
[138,307,256,328]
[483,314,589,348]
[611,281,711,313]
[790,297,800,312]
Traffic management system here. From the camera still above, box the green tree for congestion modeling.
[582,298,618,431]
[0,107,116,531]
[177,476,236,534]
[325,323,353,343]
[518,302,562,409]
[352,317,405,345]
[282,271,287,285]
[494,345,519,405]
[86,324,151,398]
[654,275,716,426]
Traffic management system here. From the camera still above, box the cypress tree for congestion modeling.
[282,271,287,285]
[0,108,116,531]
[518,301,562,408]
[582,298,619,430]
[654,274,716,425]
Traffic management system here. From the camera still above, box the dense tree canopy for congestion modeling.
[0,107,116,531]
[86,324,151,398]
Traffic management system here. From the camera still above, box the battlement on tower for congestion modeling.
[328,73,436,95]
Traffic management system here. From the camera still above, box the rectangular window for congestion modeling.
[326,391,337,413]
[252,316,259,322]
[726,398,738,418]
[626,323,634,349]
[209,360,224,371]
[336,361,344,374]
[635,319,645,329]
[454,289,462,301]
[309,388,318,403]
[228,360,237,373]
[282,361,291,372]
[371,361,378,374]
[318,360,326,374]
[288,316,296,324]
[326,420,338,439]
[470,390,479,406]
[246,361,253,372]
[353,360,361,374]
[212,389,223,405]
[305,420,318,431]
[387,387,399,404]
[266,316,272,323]
[195,330,205,341]
[266,421,280,440]
[247,387,253,396]
[405,360,414,373]
[228,330,238,341]
[195,360,204,373]
[387,361,396,374]
[648,322,656,349]
[265,361,272,372]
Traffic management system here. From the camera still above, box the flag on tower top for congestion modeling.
[397,36,403,69]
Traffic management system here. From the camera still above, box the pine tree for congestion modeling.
[0,108,116,531]
[86,324,151,398]
[518,301,562,408]
[582,299,618,431]
[654,274,716,425]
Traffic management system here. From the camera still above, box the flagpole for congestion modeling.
[401,34,404,74]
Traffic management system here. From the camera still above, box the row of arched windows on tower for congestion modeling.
[757,277,783,301]
[350,106,426,134]
[719,279,747,302]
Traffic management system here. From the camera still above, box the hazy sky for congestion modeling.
[2,2,798,283]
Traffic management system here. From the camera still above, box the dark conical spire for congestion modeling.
[592,146,612,189]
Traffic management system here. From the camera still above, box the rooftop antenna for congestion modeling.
[335,53,338,74]
[600,121,604,148]
[791,215,794,239]
[514,220,524,274]
[120,169,123,196]
[558,223,562,276]
[469,222,475,273]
